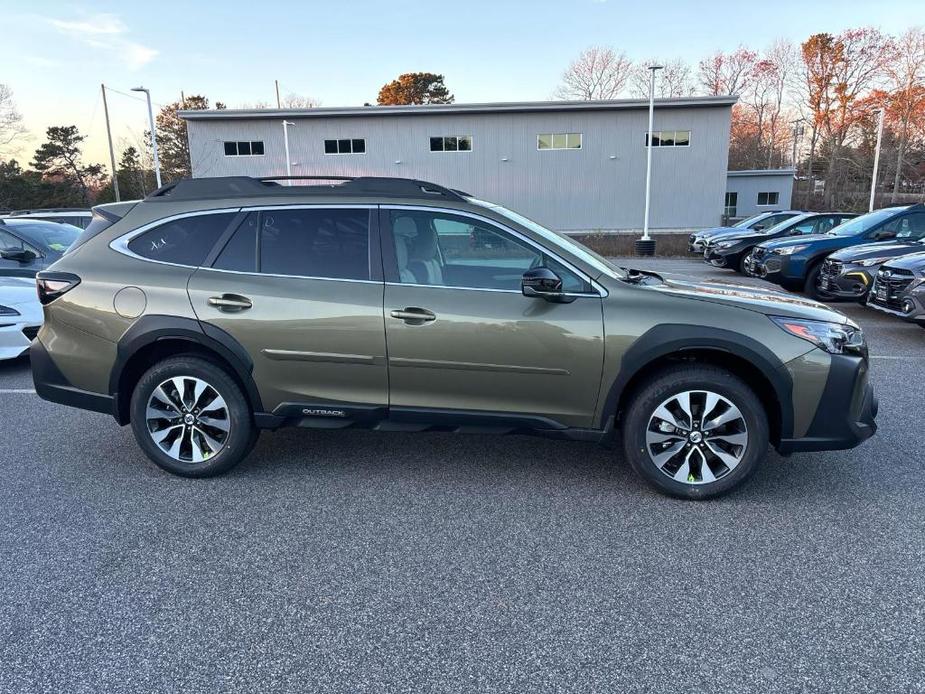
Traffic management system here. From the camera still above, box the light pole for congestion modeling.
[282,120,295,185]
[636,64,662,257]
[101,84,120,201]
[132,86,161,188]
[869,108,885,212]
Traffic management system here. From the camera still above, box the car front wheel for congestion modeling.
[804,264,835,301]
[622,365,769,499]
[130,355,257,477]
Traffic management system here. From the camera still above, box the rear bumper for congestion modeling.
[777,354,877,454]
[30,337,118,417]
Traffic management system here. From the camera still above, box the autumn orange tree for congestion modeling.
[377,73,454,105]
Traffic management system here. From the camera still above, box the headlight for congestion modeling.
[772,244,808,256]
[770,316,865,355]
[856,256,892,267]
[714,240,737,250]
[0,304,21,317]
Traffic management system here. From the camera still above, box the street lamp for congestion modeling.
[636,64,663,257]
[869,108,885,212]
[132,86,161,188]
[282,120,295,186]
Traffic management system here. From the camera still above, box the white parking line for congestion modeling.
[870,355,925,360]
[0,389,36,394]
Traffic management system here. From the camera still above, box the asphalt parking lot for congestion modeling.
[1,257,923,694]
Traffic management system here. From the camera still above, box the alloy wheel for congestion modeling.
[145,376,231,463]
[645,390,748,485]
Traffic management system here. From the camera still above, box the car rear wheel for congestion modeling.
[130,356,257,477]
[622,365,769,499]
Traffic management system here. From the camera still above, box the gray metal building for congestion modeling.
[724,169,796,221]
[181,97,736,233]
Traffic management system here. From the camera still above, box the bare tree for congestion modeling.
[281,93,321,109]
[630,59,695,99]
[884,27,925,199]
[555,46,633,100]
[698,47,757,96]
[0,83,27,157]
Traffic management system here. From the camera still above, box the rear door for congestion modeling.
[380,206,605,429]
[187,205,388,416]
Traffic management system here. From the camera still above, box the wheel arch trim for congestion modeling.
[600,324,794,441]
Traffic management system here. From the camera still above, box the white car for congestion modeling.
[0,276,41,360]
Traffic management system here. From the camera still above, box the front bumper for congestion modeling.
[0,320,41,360]
[777,354,877,454]
[819,262,873,299]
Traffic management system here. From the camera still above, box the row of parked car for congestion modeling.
[688,205,925,326]
[0,209,89,360]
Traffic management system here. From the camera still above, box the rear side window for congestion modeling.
[128,212,234,266]
[259,208,370,280]
[213,213,258,272]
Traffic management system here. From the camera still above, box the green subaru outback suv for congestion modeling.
[32,176,877,498]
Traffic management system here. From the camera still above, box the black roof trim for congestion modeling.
[7,208,90,215]
[144,176,471,203]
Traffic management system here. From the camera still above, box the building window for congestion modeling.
[645,130,691,147]
[537,133,582,150]
[223,141,264,156]
[724,192,738,217]
[757,192,780,206]
[324,138,366,155]
[430,136,472,152]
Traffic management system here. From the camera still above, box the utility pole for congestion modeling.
[101,84,120,201]
[869,108,885,212]
[275,80,281,108]
[636,64,663,257]
[790,119,804,170]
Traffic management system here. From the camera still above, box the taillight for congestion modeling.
[35,271,81,305]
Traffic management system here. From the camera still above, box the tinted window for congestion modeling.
[251,141,265,155]
[389,210,589,292]
[259,208,370,280]
[883,212,925,239]
[830,208,907,236]
[213,213,258,272]
[224,142,237,156]
[128,213,234,265]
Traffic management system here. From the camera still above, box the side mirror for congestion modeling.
[0,248,37,263]
[872,230,896,240]
[753,224,766,231]
[522,267,573,303]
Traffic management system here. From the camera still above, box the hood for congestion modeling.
[882,250,925,272]
[648,275,848,323]
[0,276,39,308]
[829,239,925,262]
[758,233,834,250]
[699,226,740,240]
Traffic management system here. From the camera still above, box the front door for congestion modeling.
[187,206,388,416]
[381,207,605,429]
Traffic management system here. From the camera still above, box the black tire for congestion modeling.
[130,355,257,477]
[622,364,769,500]
[736,252,751,274]
[803,263,834,301]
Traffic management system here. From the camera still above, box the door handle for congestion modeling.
[208,294,252,312]
[390,307,436,324]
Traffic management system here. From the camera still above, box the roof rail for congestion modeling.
[143,176,471,203]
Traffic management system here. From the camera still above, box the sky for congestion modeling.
[2,0,922,167]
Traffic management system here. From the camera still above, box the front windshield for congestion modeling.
[827,208,906,236]
[8,221,81,252]
[733,213,769,229]
[468,199,625,279]
[756,214,812,236]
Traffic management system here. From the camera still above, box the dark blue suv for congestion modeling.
[749,204,925,299]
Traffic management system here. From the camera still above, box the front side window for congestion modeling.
[757,192,780,206]
[324,138,366,155]
[430,136,472,152]
[537,133,582,150]
[127,213,235,266]
[259,208,370,280]
[224,141,264,156]
[724,192,737,217]
[388,210,589,292]
[646,130,691,147]
[879,212,925,239]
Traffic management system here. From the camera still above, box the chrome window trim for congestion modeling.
[381,204,608,297]
[196,265,381,285]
